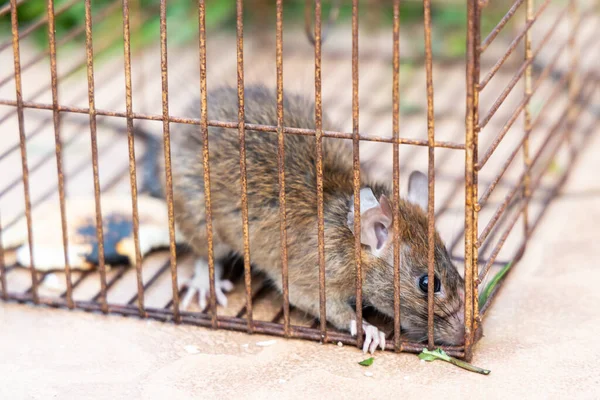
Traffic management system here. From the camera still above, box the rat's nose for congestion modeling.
[453,322,466,345]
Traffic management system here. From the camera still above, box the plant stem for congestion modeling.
[447,357,491,375]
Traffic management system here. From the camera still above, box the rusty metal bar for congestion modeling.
[350,0,363,350]
[463,0,481,362]
[275,0,290,337]
[236,0,253,333]
[83,0,108,313]
[91,267,128,303]
[159,0,181,323]
[0,10,152,130]
[478,69,570,211]
[0,100,467,149]
[122,0,145,318]
[391,0,401,352]
[423,0,436,350]
[479,5,568,128]
[479,83,598,317]
[0,0,81,53]
[313,0,327,343]
[127,260,170,305]
[477,86,592,284]
[476,38,571,170]
[522,0,533,258]
[480,0,526,52]
[46,0,74,309]
[477,95,573,250]
[198,0,215,328]
[0,1,122,90]
[304,0,340,46]
[10,0,39,304]
[0,0,24,18]
[5,291,468,357]
[478,0,551,89]
[3,126,125,232]
[0,122,83,208]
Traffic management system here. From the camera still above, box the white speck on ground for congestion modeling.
[256,340,277,347]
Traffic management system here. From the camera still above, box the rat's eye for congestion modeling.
[418,274,441,294]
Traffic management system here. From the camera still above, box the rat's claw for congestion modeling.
[181,259,232,311]
[361,321,386,354]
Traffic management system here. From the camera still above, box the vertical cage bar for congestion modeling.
[464,0,481,362]
[84,0,108,313]
[198,0,216,328]
[236,0,254,333]
[159,0,181,322]
[522,0,533,245]
[46,0,74,308]
[391,0,402,352]
[350,0,363,350]
[122,0,145,317]
[10,0,39,304]
[275,0,291,337]
[423,0,437,350]
[314,0,327,342]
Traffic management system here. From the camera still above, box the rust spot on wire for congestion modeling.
[236,0,254,333]
[122,0,145,318]
[463,0,482,363]
[10,0,39,305]
[83,0,108,313]
[275,0,291,338]
[423,0,436,350]
[391,0,402,353]
[350,0,363,350]
[46,0,74,309]
[159,0,181,323]
[198,0,215,328]
[313,0,327,343]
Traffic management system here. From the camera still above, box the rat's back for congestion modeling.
[169,85,354,264]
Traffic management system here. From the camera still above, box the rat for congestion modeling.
[140,84,466,354]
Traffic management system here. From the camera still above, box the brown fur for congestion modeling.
[166,85,465,344]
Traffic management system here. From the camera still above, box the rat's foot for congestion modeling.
[181,258,234,310]
[350,319,386,354]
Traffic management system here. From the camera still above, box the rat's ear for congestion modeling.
[347,189,393,256]
[408,170,428,211]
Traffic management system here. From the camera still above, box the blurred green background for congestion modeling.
[1,0,511,60]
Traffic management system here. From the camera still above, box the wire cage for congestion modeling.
[0,0,598,361]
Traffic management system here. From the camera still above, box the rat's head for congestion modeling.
[347,171,465,345]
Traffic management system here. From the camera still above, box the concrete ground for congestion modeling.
[1,125,599,400]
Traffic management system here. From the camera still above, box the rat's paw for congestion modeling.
[350,319,386,354]
[180,259,233,310]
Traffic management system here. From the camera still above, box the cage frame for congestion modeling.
[0,0,597,362]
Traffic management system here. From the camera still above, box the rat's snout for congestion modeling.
[438,306,466,346]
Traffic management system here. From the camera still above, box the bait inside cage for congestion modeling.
[0,0,598,361]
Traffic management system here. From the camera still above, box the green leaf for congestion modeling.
[478,261,513,310]
[418,352,437,361]
[418,348,490,375]
[358,357,374,367]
